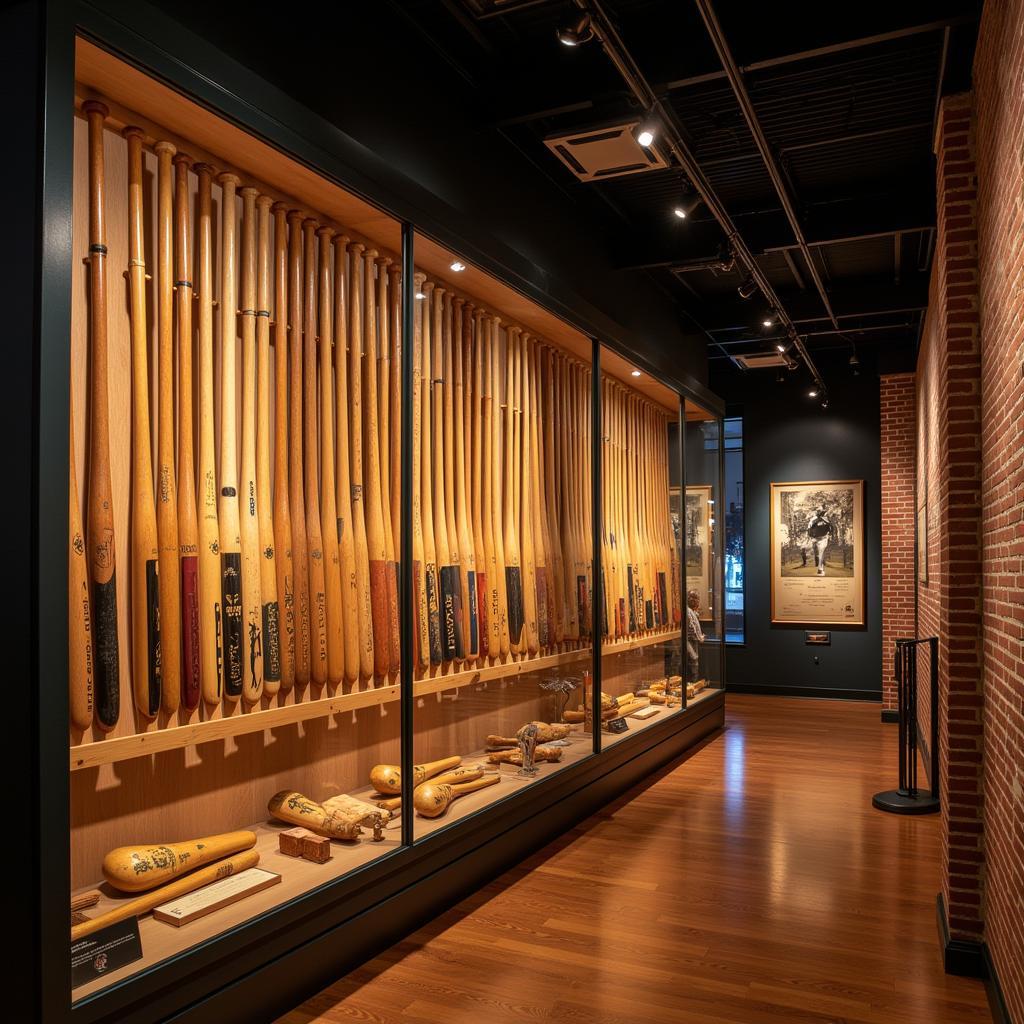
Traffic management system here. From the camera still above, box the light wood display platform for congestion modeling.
[71,702,701,999]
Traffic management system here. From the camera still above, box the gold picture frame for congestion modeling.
[769,479,865,627]
[674,484,714,623]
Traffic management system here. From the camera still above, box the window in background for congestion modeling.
[723,416,744,643]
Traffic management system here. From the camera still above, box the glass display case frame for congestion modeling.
[18,5,727,1022]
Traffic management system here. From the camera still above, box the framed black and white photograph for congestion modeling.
[770,479,865,626]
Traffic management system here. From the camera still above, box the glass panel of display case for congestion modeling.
[599,348,684,747]
[684,401,724,702]
[411,234,595,837]
[69,41,405,1000]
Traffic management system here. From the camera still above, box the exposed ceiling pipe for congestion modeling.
[573,0,827,394]
[694,0,840,336]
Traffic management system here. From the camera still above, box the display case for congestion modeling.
[683,402,726,699]
[25,15,725,1024]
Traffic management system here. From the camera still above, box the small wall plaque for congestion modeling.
[805,631,831,645]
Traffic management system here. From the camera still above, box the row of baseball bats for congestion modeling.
[69,102,678,733]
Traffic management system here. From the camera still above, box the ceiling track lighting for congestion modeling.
[736,275,758,300]
[556,11,595,47]
[672,195,701,221]
[633,116,658,148]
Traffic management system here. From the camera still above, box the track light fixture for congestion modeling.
[556,11,595,47]
[762,315,774,328]
[737,275,757,300]
[775,342,787,353]
[808,388,819,399]
[672,195,701,220]
[633,117,657,148]
[820,398,830,410]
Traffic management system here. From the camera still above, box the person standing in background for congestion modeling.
[686,589,705,682]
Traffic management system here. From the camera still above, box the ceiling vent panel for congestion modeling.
[732,352,791,370]
[544,123,669,182]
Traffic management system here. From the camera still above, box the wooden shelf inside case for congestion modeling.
[68,629,679,771]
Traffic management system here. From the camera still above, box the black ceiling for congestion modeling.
[391,0,980,386]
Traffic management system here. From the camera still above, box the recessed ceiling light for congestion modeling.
[631,370,642,377]
[450,261,466,272]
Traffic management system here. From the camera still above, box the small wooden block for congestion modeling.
[279,827,314,857]
[301,834,332,864]
[153,868,281,927]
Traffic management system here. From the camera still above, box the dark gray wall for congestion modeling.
[128,0,707,388]
[713,362,882,700]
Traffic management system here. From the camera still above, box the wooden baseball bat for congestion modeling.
[216,172,244,702]
[102,830,257,893]
[238,188,265,703]
[469,309,489,659]
[255,195,282,694]
[517,331,539,655]
[286,210,311,686]
[414,775,500,819]
[410,273,429,669]
[302,218,328,687]
[271,203,296,690]
[71,851,260,941]
[194,164,223,704]
[420,282,442,666]
[80,101,112,729]
[432,288,460,662]
[316,226,344,686]
[442,294,467,661]
[489,317,510,656]
[347,242,375,680]
[454,300,479,660]
[528,340,550,649]
[541,347,564,644]
[332,237,361,684]
[361,248,390,679]
[370,755,462,795]
[124,127,162,719]
[173,153,201,710]
[377,258,401,674]
[503,325,524,652]
[479,315,497,659]
[557,357,578,640]
[69,401,94,730]
[386,262,403,673]
[154,141,181,714]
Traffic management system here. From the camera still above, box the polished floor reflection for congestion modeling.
[278,696,989,1023]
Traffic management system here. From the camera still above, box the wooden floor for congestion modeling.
[277,695,991,1024]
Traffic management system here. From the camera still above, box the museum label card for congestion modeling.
[71,917,142,988]
[153,868,281,927]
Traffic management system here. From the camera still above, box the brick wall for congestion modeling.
[914,92,986,947]
[902,3,1024,1013]
[879,374,916,713]
[973,0,1024,1016]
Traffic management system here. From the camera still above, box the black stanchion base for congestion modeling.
[872,789,940,815]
